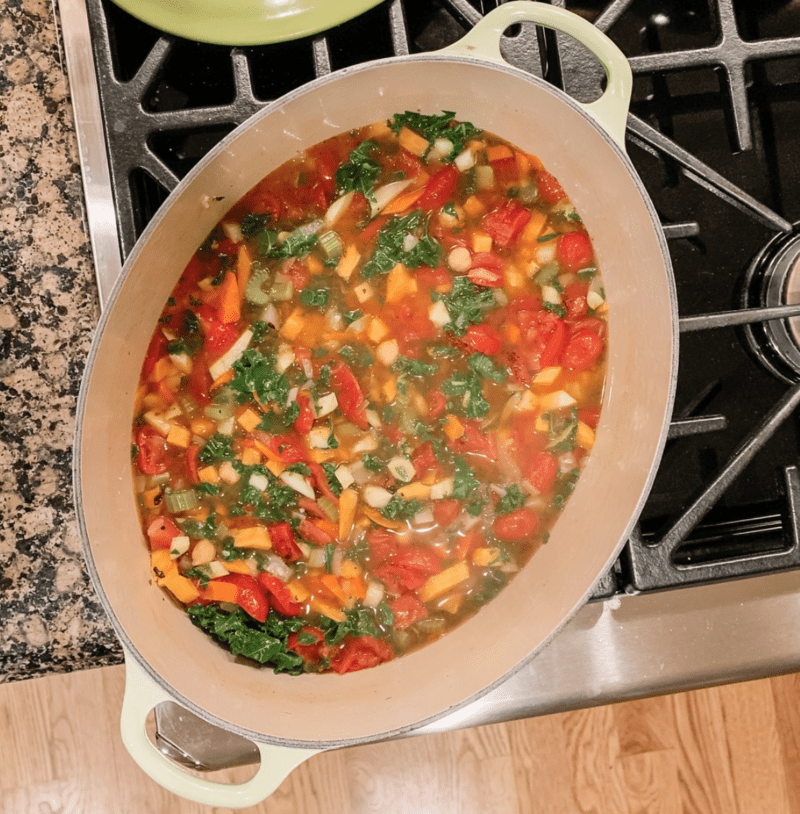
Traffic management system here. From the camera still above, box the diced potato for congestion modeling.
[376,340,399,367]
[463,195,485,217]
[218,461,240,484]
[576,420,596,450]
[398,125,429,157]
[233,526,272,550]
[367,316,390,344]
[198,465,220,484]
[336,245,361,280]
[287,579,310,603]
[534,367,562,386]
[353,281,373,303]
[472,232,492,253]
[237,408,261,433]
[419,561,470,603]
[280,307,306,340]
[225,558,256,576]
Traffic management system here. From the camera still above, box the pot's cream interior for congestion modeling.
[77,57,675,746]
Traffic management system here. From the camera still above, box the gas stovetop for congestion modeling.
[58,0,800,770]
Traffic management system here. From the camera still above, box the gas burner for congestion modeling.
[744,228,800,384]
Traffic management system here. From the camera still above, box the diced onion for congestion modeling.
[209,328,253,381]
[428,300,451,328]
[365,409,381,429]
[264,552,293,582]
[261,303,280,329]
[169,536,190,558]
[324,192,354,227]
[217,416,235,435]
[413,508,435,526]
[535,241,557,265]
[315,392,338,418]
[364,580,385,608]
[388,456,414,483]
[308,426,332,448]
[280,471,316,499]
[430,478,454,500]
[249,473,269,492]
[402,233,419,252]
[221,221,243,243]
[542,285,562,307]
[325,308,344,331]
[276,348,295,373]
[587,274,606,310]
[352,433,379,454]
[307,547,326,569]
[454,148,475,171]
[362,485,393,508]
[371,179,413,216]
[334,465,355,490]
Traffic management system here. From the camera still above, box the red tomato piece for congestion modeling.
[493,508,540,542]
[428,390,447,419]
[298,496,326,519]
[386,147,425,180]
[218,574,269,623]
[481,200,531,248]
[557,232,594,272]
[417,165,459,213]
[287,626,327,664]
[136,427,169,476]
[563,282,590,321]
[203,321,239,359]
[188,352,213,406]
[579,406,601,429]
[454,528,486,560]
[359,215,390,244]
[538,318,567,369]
[526,451,558,494]
[433,499,461,527]
[470,251,504,271]
[268,432,308,464]
[293,390,314,434]
[490,155,518,186]
[392,546,441,576]
[329,636,394,674]
[146,516,181,550]
[367,529,399,567]
[463,323,503,355]
[185,444,201,484]
[307,143,339,196]
[330,361,369,429]
[372,562,427,594]
[561,329,604,371]
[449,421,497,461]
[298,518,333,545]
[411,441,438,480]
[308,461,340,505]
[282,259,309,292]
[536,170,566,205]
[389,594,428,631]
[268,522,303,562]
[257,573,303,617]
[415,264,451,289]
[467,266,504,288]
[143,332,167,379]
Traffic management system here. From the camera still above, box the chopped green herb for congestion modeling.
[199,434,235,464]
[442,276,496,336]
[392,356,437,377]
[495,484,526,515]
[230,349,290,406]
[381,495,421,521]
[324,543,336,573]
[194,482,220,496]
[335,140,381,203]
[321,462,343,496]
[389,110,481,160]
[299,287,329,310]
[452,456,479,500]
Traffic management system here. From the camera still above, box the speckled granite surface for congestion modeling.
[0,0,123,682]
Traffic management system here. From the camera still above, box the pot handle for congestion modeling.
[120,650,319,808]
[441,0,632,149]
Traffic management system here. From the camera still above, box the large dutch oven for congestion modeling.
[74,2,677,807]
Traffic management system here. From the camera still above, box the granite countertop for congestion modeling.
[0,0,122,683]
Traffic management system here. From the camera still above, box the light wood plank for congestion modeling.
[1,665,799,814]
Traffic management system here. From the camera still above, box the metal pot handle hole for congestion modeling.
[118,2,633,807]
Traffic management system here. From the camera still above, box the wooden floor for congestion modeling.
[1,665,799,814]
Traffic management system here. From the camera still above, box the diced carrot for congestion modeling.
[155,380,176,406]
[142,487,162,509]
[211,368,234,391]
[515,150,530,179]
[224,559,255,576]
[149,356,176,383]
[309,596,346,622]
[381,185,426,216]
[338,488,358,540]
[306,254,324,274]
[472,547,502,567]
[527,152,544,172]
[233,526,272,550]
[236,245,251,305]
[443,414,465,440]
[486,144,514,162]
[321,574,348,604]
[336,245,361,281]
[385,264,418,303]
[198,465,220,484]
[166,424,192,448]
[505,323,521,345]
[287,579,310,603]
[217,271,241,325]
[161,570,201,604]
[397,482,431,500]
[339,558,362,580]
[576,420,596,451]
[280,307,306,340]
[200,581,239,604]
[236,408,261,433]
[463,196,485,218]
[398,125,429,157]
[419,561,470,603]
[265,460,286,477]
[345,575,366,601]
[367,316,390,343]
[241,446,261,466]
[362,506,403,530]
[472,232,493,253]
[151,550,175,580]
[382,376,397,403]
[313,518,339,542]
[190,417,216,438]
[522,209,547,243]
[252,438,286,464]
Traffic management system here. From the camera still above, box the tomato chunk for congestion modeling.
[258,573,303,617]
[536,170,566,204]
[330,361,369,429]
[463,323,503,355]
[268,522,303,562]
[329,636,394,674]
[433,499,461,527]
[293,390,315,434]
[390,594,428,631]
[493,508,540,541]
[557,232,594,272]
[417,165,459,213]
[561,329,604,371]
[481,200,531,248]
[217,574,269,623]
[146,516,181,550]
[287,626,328,664]
[526,451,558,494]
[137,427,169,476]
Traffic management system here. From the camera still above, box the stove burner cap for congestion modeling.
[744,229,800,384]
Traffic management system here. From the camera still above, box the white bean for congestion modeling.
[448,246,472,273]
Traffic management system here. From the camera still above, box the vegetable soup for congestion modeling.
[132,111,608,675]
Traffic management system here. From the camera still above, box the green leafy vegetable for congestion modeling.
[442,371,490,419]
[299,287,329,310]
[452,456,479,500]
[468,353,506,382]
[335,140,381,203]
[198,434,235,464]
[321,462,343,496]
[392,356,437,377]
[361,210,442,279]
[230,349,290,407]
[441,276,496,336]
[495,484,526,515]
[544,407,578,453]
[381,495,422,521]
[551,468,581,511]
[390,110,481,160]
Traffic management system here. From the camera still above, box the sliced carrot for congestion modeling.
[345,575,367,601]
[190,417,216,438]
[211,367,234,391]
[321,574,348,604]
[338,488,358,540]
[309,596,346,622]
[200,581,239,604]
[486,144,514,162]
[505,323,522,345]
[515,150,530,179]
[313,518,339,541]
[362,506,403,530]
[381,185,426,216]
[522,209,547,243]
[252,438,286,464]
[398,125,429,157]
[217,271,240,324]
[443,414,465,440]
[236,245,251,305]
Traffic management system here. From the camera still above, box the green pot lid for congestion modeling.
[109,0,385,45]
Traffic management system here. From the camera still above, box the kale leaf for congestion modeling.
[441,276,496,336]
[392,356,437,377]
[230,349,290,406]
[335,140,381,203]
[495,484,526,515]
[452,456,479,500]
[389,111,481,160]
[381,495,422,521]
[198,434,235,464]
[361,210,442,279]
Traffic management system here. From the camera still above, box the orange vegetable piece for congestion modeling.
[381,185,426,216]
[321,574,348,604]
[199,581,239,604]
[217,271,241,324]
[486,144,514,162]
[236,245,251,305]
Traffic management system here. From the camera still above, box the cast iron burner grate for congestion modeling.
[79,0,800,596]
